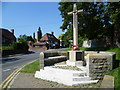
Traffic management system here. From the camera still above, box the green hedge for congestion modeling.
[12,42,29,51]
[2,42,29,56]
[0,46,14,50]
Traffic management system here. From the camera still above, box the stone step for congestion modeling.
[72,80,99,86]
[76,66,87,71]
[44,67,85,73]
[75,61,83,67]
[73,72,87,77]
[73,76,91,81]
[66,60,83,67]
[35,69,99,86]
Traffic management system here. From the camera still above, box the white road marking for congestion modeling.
[3,69,11,72]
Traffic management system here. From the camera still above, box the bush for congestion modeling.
[12,42,29,52]
[0,46,14,50]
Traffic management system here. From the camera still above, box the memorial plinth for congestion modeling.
[66,50,84,66]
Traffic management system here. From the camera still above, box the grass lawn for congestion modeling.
[20,60,40,73]
[107,48,120,60]
[106,66,120,89]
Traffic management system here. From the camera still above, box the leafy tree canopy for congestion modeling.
[18,34,34,42]
[58,2,120,47]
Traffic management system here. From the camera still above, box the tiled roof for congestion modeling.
[0,28,16,41]
[40,33,59,42]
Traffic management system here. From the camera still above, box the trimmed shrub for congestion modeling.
[12,42,29,52]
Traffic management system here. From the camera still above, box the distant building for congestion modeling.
[33,32,60,49]
[0,28,16,45]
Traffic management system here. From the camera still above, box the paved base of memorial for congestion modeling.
[35,66,98,86]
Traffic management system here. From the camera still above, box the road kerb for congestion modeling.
[0,68,19,88]
[3,68,22,89]
[1,59,38,89]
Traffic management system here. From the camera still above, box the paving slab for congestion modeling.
[100,75,114,88]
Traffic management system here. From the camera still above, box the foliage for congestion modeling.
[78,36,87,47]
[58,2,120,47]
[58,2,109,39]
[58,34,64,40]
[38,27,42,40]
[20,60,40,73]
[18,34,27,42]
[62,25,73,47]
[0,46,14,50]
[18,34,34,42]
[12,42,29,51]
[107,48,120,60]
[107,2,120,47]
[27,36,35,42]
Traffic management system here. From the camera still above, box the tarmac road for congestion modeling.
[1,48,67,84]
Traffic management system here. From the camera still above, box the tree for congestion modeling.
[58,34,64,40]
[58,2,120,47]
[62,24,73,47]
[18,34,34,42]
[59,2,109,39]
[106,2,120,47]
[26,36,34,42]
[18,34,28,42]
[37,27,42,40]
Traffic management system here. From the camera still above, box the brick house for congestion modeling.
[33,32,60,49]
[0,28,16,45]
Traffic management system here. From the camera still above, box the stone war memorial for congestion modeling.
[35,3,116,86]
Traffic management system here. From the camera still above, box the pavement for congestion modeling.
[9,73,71,88]
[8,72,114,89]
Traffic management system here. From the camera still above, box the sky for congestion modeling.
[2,2,64,38]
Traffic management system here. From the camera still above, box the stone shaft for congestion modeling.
[73,3,78,46]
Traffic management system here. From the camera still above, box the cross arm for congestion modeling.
[68,11,73,15]
[68,9,83,15]
[77,9,83,13]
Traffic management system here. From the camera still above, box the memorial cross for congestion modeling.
[68,3,83,47]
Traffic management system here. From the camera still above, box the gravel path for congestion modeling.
[10,72,101,88]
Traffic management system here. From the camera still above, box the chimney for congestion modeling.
[51,32,54,35]
[11,29,14,34]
